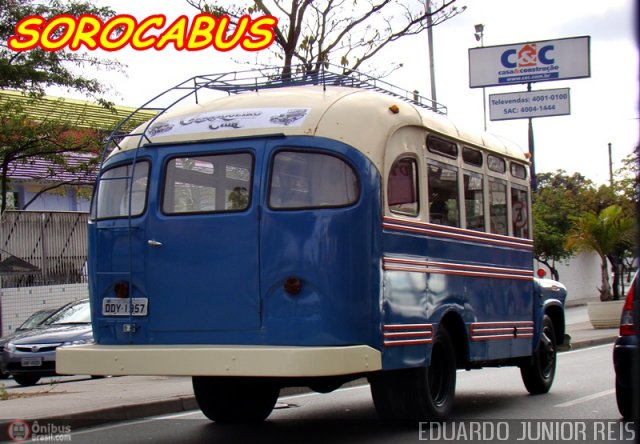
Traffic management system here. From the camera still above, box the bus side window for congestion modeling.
[464,171,485,232]
[388,157,419,216]
[428,162,459,227]
[511,186,529,238]
[489,177,508,235]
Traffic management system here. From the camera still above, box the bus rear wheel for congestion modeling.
[370,327,456,421]
[520,314,557,394]
[192,376,279,423]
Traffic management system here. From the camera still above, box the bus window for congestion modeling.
[427,135,458,159]
[464,171,485,232]
[96,161,149,220]
[388,157,419,216]
[487,154,506,174]
[462,146,483,167]
[511,185,530,238]
[269,151,359,209]
[510,162,527,179]
[163,153,252,214]
[428,162,459,227]
[489,177,508,235]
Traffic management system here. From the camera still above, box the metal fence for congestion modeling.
[0,211,89,288]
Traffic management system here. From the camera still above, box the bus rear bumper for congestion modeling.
[56,344,382,377]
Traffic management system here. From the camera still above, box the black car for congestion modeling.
[1,299,92,386]
[613,272,639,420]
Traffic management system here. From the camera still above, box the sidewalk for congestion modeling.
[0,305,619,436]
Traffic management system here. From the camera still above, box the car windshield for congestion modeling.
[44,301,91,325]
[18,310,54,330]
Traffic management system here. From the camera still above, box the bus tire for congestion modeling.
[411,326,457,421]
[192,376,279,423]
[520,314,557,394]
[369,370,409,420]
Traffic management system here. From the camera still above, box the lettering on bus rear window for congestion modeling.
[388,157,419,216]
[427,135,458,159]
[269,150,359,209]
[511,185,529,238]
[163,153,252,214]
[95,161,149,220]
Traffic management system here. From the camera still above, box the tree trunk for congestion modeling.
[598,255,613,301]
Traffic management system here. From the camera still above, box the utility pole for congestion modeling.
[527,83,537,191]
[474,24,487,131]
[426,1,437,112]
[608,142,614,188]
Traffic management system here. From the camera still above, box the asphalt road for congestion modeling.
[36,343,634,444]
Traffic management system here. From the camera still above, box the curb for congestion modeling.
[562,335,618,352]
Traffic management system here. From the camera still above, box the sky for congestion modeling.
[63,0,638,186]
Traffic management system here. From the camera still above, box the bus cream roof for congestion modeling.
[116,85,527,168]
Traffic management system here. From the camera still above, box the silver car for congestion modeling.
[1,299,92,386]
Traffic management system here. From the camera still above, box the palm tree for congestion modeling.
[566,205,635,301]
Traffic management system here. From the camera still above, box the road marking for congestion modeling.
[560,343,612,355]
[555,388,615,408]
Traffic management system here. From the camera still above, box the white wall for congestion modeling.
[1,283,88,336]
[537,251,603,307]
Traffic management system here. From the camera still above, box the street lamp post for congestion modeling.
[474,24,487,131]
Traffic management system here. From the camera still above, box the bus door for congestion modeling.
[141,141,264,337]
[257,143,376,345]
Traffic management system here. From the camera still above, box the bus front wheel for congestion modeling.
[520,314,557,394]
[192,376,279,423]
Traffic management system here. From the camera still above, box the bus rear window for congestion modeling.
[95,161,149,220]
[163,153,252,214]
[269,151,359,209]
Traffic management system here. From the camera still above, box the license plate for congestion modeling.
[22,357,43,367]
[102,298,148,316]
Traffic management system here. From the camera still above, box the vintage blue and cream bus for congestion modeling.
[58,67,567,422]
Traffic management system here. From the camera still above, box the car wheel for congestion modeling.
[520,314,557,394]
[13,374,41,386]
[192,376,279,423]
[616,378,632,420]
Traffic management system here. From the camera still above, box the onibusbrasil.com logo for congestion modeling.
[418,420,636,442]
[8,420,72,442]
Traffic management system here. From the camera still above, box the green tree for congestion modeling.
[0,0,126,212]
[533,170,598,280]
[0,96,102,212]
[1,0,124,103]
[186,0,464,78]
[566,205,635,301]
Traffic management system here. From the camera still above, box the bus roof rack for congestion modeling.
[105,64,447,155]
[188,64,447,115]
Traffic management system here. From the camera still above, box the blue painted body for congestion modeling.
[90,136,383,350]
[89,134,565,373]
